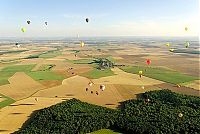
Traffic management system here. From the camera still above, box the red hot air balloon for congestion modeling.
[146,59,151,65]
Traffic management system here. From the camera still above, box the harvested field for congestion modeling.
[0,72,45,100]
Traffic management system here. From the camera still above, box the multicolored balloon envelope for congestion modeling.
[100,85,105,91]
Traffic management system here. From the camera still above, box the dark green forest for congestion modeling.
[16,89,200,134]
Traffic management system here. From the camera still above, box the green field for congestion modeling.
[0,94,15,109]
[90,129,122,134]
[37,64,55,71]
[0,64,35,85]
[39,50,61,58]
[27,71,64,81]
[1,64,35,72]
[0,64,64,85]
[25,50,61,59]
[120,66,198,84]
[81,68,115,79]
[66,58,95,64]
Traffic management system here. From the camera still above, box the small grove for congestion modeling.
[16,89,200,134]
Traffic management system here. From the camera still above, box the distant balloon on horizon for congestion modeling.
[185,27,188,31]
[21,27,26,32]
[86,18,89,23]
[27,20,31,24]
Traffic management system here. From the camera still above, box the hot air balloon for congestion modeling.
[86,18,89,23]
[166,43,170,47]
[146,59,151,65]
[27,20,31,24]
[35,98,38,102]
[100,85,105,91]
[178,113,183,118]
[185,27,188,31]
[139,71,143,78]
[15,43,20,48]
[145,98,150,103]
[96,91,99,95]
[169,48,174,52]
[88,82,93,86]
[21,28,26,32]
[80,41,85,47]
[185,42,190,48]
[45,22,48,25]
[86,88,88,91]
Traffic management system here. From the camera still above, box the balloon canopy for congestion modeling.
[27,20,31,24]
[21,28,26,32]
[169,48,174,52]
[166,43,171,47]
[80,41,85,47]
[185,42,190,48]
[100,85,105,91]
[139,71,143,75]
[146,59,151,65]
[86,18,89,23]
[185,27,188,31]
[178,113,183,118]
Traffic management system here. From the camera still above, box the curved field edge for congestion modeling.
[89,129,122,134]
[0,64,65,86]
[15,89,200,134]
[80,68,115,79]
[0,94,15,109]
[120,66,199,84]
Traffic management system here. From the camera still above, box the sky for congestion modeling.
[0,0,199,37]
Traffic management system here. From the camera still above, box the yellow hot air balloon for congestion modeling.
[139,71,143,75]
[169,48,174,52]
[139,70,143,78]
[80,41,85,47]
[185,27,188,31]
[166,43,170,47]
[21,28,26,32]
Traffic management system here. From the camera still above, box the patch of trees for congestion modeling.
[16,99,119,134]
[16,90,200,134]
[116,90,200,134]
[24,55,40,59]
[91,58,114,70]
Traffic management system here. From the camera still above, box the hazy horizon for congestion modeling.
[0,0,199,37]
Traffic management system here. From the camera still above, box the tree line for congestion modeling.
[16,89,200,134]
